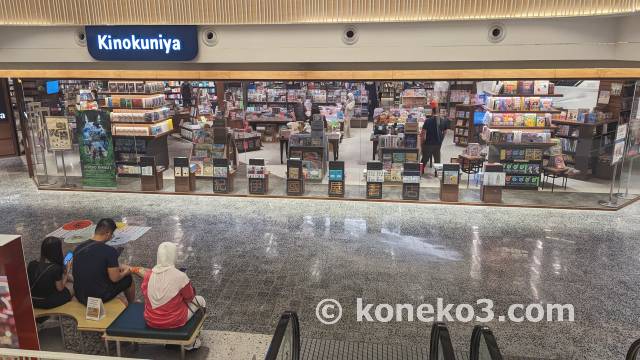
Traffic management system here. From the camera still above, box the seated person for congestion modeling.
[72,218,135,305]
[140,242,205,349]
[27,237,73,309]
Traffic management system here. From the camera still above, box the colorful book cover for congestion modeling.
[524,114,537,127]
[536,115,547,127]
[518,80,534,95]
[534,80,549,95]
[503,81,518,95]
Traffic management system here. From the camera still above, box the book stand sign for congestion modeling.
[600,123,628,208]
[481,164,505,203]
[45,116,75,188]
[402,162,421,200]
[366,161,384,199]
[248,158,268,195]
[328,161,345,197]
[174,156,195,192]
[213,158,231,193]
[440,164,460,202]
[287,158,304,196]
[140,156,163,191]
[86,297,105,321]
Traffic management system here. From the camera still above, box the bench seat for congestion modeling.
[33,298,126,332]
[104,303,205,359]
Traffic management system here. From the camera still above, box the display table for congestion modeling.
[458,154,485,188]
[234,132,262,153]
[542,167,569,192]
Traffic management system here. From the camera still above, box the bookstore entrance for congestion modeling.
[8,74,640,210]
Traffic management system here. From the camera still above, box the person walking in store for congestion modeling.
[294,96,306,122]
[343,92,355,138]
[365,82,379,123]
[27,237,73,309]
[139,242,205,351]
[72,218,136,305]
[421,100,450,174]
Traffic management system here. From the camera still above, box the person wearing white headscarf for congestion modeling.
[141,242,206,332]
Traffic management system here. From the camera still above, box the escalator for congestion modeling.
[264,312,505,360]
[264,311,301,360]
[470,325,503,360]
[430,322,457,360]
[627,338,640,360]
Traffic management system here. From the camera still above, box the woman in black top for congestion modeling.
[27,237,73,309]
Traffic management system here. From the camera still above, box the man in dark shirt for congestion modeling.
[73,218,134,305]
[421,101,450,171]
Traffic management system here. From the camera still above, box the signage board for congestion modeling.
[86,25,198,61]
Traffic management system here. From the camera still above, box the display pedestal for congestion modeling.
[328,161,345,197]
[287,159,304,196]
[213,159,233,193]
[249,176,269,195]
[481,185,502,203]
[248,158,268,195]
[402,162,421,200]
[140,156,163,191]
[366,161,384,199]
[440,184,459,202]
[174,157,195,192]
[440,164,460,202]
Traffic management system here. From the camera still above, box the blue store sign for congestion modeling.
[85,26,198,61]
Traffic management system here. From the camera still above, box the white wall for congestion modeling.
[0,15,637,65]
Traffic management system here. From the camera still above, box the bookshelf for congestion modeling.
[101,81,172,177]
[288,118,326,181]
[453,104,477,146]
[483,80,562,189]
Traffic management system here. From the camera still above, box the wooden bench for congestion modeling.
[104,303,206,360]
[33,298,126,353]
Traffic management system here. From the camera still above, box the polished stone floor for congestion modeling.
[2,157,640,359]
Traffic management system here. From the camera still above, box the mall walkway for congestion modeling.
[1,157,639,359]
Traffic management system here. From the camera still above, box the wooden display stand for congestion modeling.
[328,161,345,197]
[140,156,164,191]
[286,159,304,196]
[480,164,505,203]
[174,157,195,192]
[439,164,460,202]
[212,158,233,193]
[366,161,384,199]
[0,235,40,350]
[248,158,268,195]
[402,162,421,200]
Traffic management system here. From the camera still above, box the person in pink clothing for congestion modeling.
[140,242,205,350]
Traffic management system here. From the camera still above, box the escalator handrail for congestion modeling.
[429,322,457,360]
[626,338,640,360]
[264,311,301,360]
[470,325,503,360]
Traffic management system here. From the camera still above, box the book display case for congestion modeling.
[483,80,561,189]
[453,104,478,146]
[101,81,173,176]
[288,118,326,181]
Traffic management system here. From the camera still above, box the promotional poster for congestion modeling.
[76,110,117,187]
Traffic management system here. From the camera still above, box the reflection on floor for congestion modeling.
[5,156,640,359]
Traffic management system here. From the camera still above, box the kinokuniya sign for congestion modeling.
[85,26,198,61]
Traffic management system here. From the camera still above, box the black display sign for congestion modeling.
[86,26,198,61]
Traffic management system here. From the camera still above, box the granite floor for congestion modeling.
[2,157,640,359]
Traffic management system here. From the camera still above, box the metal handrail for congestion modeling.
[470,325,503,360]
[429,322,457,360]
[626,338,640,360]
[264,311,300,360]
